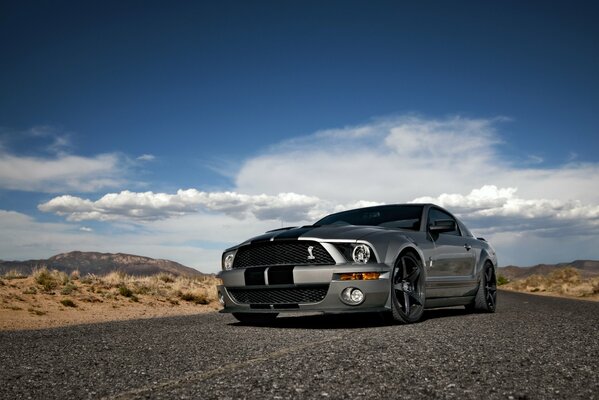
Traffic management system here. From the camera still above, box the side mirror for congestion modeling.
[428,219,456,234]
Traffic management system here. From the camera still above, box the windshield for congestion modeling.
[315,205,423,230]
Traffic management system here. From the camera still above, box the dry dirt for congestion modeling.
[500,267,599,302]
[0,270,222,331]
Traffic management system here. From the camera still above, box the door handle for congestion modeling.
[464,244,472,251]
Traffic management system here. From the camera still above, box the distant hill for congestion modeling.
[0,251,205,277]
[499,260,599,280]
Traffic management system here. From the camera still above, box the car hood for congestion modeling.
[230,224,400,250]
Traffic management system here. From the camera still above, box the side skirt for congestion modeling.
[424,296,475,308]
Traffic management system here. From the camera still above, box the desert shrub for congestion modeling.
[548,267,580,284]
[104,271,128,286]
[33,267,58,292]
[134,285,152,295]
[60,299,77,307]
[0,279,4,286]
[61,283,77,295]
[157,273,175,283]
[70,270,81,280]
[497,274,509,286]
[178,291,210,305]
[80,274,98,285]
[3,270,27,280]
[118,285,134,297]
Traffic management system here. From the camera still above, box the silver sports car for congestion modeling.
[217,204,497,324]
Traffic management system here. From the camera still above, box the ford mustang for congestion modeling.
[217,203,497,324]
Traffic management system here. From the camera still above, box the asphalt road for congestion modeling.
[1,291,597,400]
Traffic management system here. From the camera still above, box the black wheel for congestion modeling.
[232,312,278,325]
[389,252,426,324]
[466,263,497,313]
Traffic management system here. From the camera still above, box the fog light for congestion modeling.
[340,287,365,305]
[218,292,225,305]
[350,289,364,303]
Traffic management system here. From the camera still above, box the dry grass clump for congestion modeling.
[506,267,599,298]
[2,269,27,280]
[33,267,69,292]
[60,299,77,308]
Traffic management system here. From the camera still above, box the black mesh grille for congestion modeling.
[232,241,334,268]
[228,286,329,305]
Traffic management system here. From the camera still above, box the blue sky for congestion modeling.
[1,1,598,271]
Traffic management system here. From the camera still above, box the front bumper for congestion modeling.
[217,263,391,313]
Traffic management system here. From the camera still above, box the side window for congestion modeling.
[427,208,461,236]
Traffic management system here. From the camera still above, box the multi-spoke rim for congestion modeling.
[484,266,497,310]
[392,254,424,318]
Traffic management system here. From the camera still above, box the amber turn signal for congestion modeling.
[339,272,380,281]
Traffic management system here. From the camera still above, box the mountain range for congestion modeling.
[2,251,597,280]
[0,251,205,277]
[498,260,599,280]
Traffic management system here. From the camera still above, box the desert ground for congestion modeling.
[1,266,597,331]
[0,268,221,331]
[499,267,599,302]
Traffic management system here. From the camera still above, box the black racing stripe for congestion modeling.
[249,234,275,244]
[272,226,316,240]
[245,267,266,286]
[268,266,295,285]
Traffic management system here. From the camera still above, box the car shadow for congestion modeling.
[228,306,472,329]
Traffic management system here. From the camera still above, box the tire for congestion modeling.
[389,252,426,324]
[232,312,279,325]
[466,262,497,313]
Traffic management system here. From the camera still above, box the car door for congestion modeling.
[426,207,476,297]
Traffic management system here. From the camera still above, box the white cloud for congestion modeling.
[413,185,599,235]
[79,226,93,232]
[136,154,156,161]
[38,189,328,223]
[16,115,599,267]
[0,152,124,192]
[235,115,599,205]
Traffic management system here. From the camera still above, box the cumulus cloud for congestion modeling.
[0,152,124,192]
[23,115,599,267]
[38,189,329,223]
[413,185,599,235]
[235,115,599,204]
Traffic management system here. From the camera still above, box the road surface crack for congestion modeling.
[103,335,342,399]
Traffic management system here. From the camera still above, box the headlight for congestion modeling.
[334,243,377,264]
[222,251,236,270]
[352,244,371,264]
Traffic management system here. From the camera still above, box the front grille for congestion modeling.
[228,286,329,304]
[232,241,335,268]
